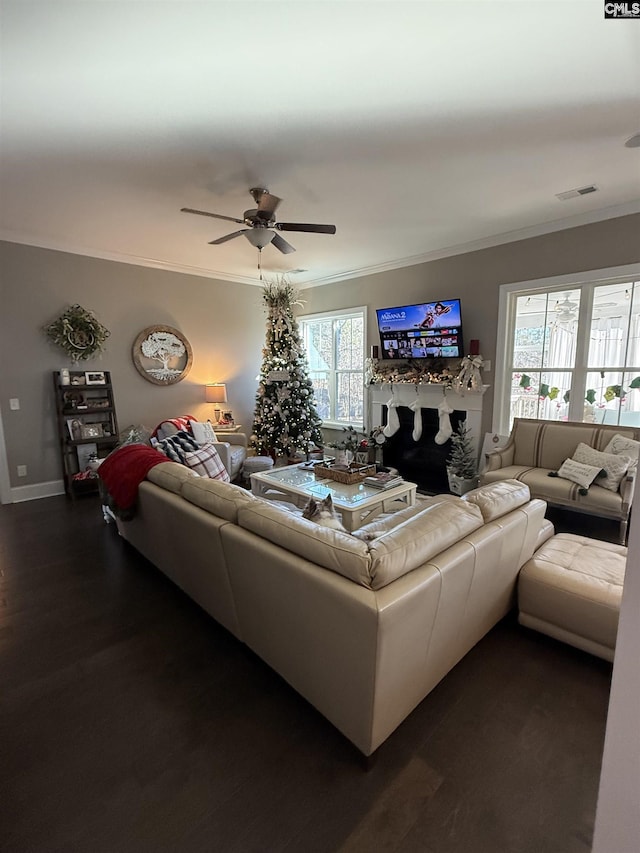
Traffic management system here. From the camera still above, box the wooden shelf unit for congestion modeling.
[52,370,120,499]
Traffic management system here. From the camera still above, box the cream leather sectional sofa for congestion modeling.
[115,463,549,757]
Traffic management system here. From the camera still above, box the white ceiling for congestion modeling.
[1,0,639,288]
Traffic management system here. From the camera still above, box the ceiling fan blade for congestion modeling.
[208,229,248,245]
[181,207,244,225]
[254,191,282,220]
[275,222,336,234]
[271,233,296,255]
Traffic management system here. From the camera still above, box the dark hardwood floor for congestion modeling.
[0,496,613,852]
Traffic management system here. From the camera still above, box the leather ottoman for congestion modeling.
[518,533,627,662]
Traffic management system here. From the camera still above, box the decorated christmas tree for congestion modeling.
[251,279,323,459]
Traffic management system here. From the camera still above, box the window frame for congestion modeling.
[494,263,640,435]
[298,305,367,430]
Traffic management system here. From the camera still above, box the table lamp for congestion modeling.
[205,383,227,424]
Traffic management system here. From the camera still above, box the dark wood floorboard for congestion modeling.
[0,495,613,852]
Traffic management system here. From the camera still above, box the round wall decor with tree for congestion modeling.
[132,325,193,385]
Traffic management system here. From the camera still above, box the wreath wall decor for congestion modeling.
[132,325,193,386]
[43,304,110,362]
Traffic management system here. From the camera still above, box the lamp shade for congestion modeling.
[205,383,228,404]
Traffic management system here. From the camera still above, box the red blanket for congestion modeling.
[150,414,197,440]
[98,444,168,510]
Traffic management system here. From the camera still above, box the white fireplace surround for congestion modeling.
[368,383,489,460]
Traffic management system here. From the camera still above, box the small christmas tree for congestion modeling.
[251,279,323,459]
[446,420,478,480]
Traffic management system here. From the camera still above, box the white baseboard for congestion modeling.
[10,479,66,503]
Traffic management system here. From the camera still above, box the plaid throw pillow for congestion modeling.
[184,442,230,482]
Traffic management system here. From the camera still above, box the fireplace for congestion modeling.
[382,406,466,494]
[368,382,488,495]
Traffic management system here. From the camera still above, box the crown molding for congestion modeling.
[2,200,639,290]
[0,231,263,286]
[299,200,640,288]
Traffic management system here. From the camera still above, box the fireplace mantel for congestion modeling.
[369,382,488,409]
[368,383,490,463]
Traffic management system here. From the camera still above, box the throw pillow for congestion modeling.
[191,420,218,446]
[154,430,199,464]
[572,442,631,492]
[552,458,605,494]
[603,434,640,471]
[184,442,230,482]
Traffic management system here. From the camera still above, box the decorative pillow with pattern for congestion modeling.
[552,458,605,493]
[572,442,631,492]
[191,420,218,446]
[603,434,640,471]
[184,442,230,482]
[154,430,199,464]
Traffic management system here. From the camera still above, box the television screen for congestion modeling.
[376,299,463,359]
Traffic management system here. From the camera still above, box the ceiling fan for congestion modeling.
[181,187,336,255]
[554,293,579,324]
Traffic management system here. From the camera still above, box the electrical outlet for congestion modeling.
[483,360,492,372]
[10,398,20,410]
[17,465,27,477]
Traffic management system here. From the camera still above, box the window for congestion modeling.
[298,307,366,427]
[495,265,640,434]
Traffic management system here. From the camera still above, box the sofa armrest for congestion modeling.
[619,469,636,512]
[212,441,232,473]
[221,432,248,449]
[485,441,515,471]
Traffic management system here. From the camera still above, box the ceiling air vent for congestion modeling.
[556,184,598,201]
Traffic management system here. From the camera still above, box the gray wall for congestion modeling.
[302,213,640,440]
[0,242,266,490]
[1,212,639,491]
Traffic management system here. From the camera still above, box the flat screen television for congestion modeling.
[376,298,463,359]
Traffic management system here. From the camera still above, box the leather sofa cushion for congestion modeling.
[146,461,199,494]
[182,476,257,522]
[237,500,373,586]
[368,499,484,589]
[351,494,458,541]
[462,479,531,521]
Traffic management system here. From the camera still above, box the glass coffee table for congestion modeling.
[250,464,417,532]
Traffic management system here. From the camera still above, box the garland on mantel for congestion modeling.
[366,355,484,391]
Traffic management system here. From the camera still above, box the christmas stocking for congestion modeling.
[409,398,422,442]
[435,399,454,445]
[383,397,400,438]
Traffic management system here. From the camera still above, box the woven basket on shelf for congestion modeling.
[313,462,376,485]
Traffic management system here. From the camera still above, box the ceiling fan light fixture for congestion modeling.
[554,293,579,325]
[244,229,275,249]
[181,188,335,255]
